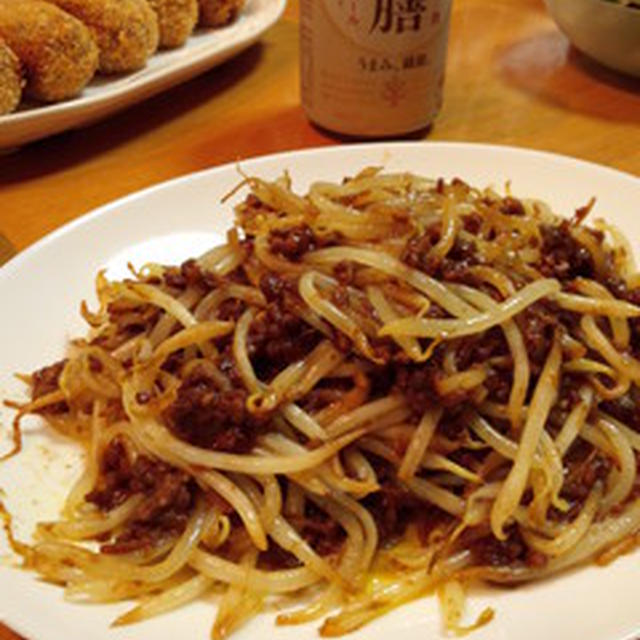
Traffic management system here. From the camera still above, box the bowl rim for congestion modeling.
[595,0,640,11]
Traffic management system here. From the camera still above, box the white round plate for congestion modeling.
[0,0,285,149]
[0,142,639,640]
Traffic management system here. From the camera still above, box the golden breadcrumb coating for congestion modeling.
[0,38,22,115]
[147,0,198,49]
[45,0,159,74]
[0,0,98,102]
[197,0,244,27]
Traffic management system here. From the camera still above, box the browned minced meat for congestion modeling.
[437,254,481,286]
[331,283,349,308]
[363,462,453,545]
[546,373,584,435]
[628,451,640,503]
[404,228,480,284]
[455,327,509,370]
[560,441,613,507]
[87,438,191,511]
[361,456,429,543]
[31,359,65,400]
[621,287,640,358]
[601,389,640,433]
[539,222,595,281]
[30,359,68,414]
[291,502,346,555]
[136,390,151,404]
[466,525,546,568]
[267,224,342,262]
[204,488,234,515]
[333,260,356,286]
[160,349,185,374]
[331,329,352,354]
[483,370,512,405]
[217,351,246,389]
[248,302,322,379]
[269,224,318,261]
[259,503,346,570]
[109,299,161,334]
[329,286,396,361]
[91,299,161,351]
[85,438,196,554]
[167,365,267,452]
[402,225,441,271]
[258,271,298,303]
[105,500,193,554]
[244,193,273,210]
[436,408,468,441]
[163,258,222,291]
[466,525,525,566]
[88,356,103,373]
[449,445,492,476]
[393,362,439,414]
[299,377,352,413]
[163,263,190,290]
[217,298,246,321]
[515,301,558,368]
[500,196,526,217]
[85,438,133,510]
[393,345,483,413]
[259,543,301,570]
[462,212,483,234]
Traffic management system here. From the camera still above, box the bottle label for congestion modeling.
[301,0,452,136]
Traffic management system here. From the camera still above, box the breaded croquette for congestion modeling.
[45,0,159,74]
[197,0,244,27]
[0,38,22,115]
[0,0,98,102]
[147,0,198,49]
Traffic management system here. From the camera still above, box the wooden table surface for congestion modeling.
[0,0,639,638]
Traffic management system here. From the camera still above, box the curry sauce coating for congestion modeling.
[197,0,244,27]
[146,0,198,49]
[0,0,98,102]
[0,38,22,114]
[45,0,159,74]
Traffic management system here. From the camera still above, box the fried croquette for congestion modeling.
[0,38,22,115]
[45,0,159,74]
[0,0,98,102]
[197,0,244,27]
[147,0,198,49]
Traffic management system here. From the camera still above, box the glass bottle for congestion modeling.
[300,0,453,137]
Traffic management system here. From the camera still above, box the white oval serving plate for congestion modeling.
[0,0,285,149]
[0,142,639,640]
